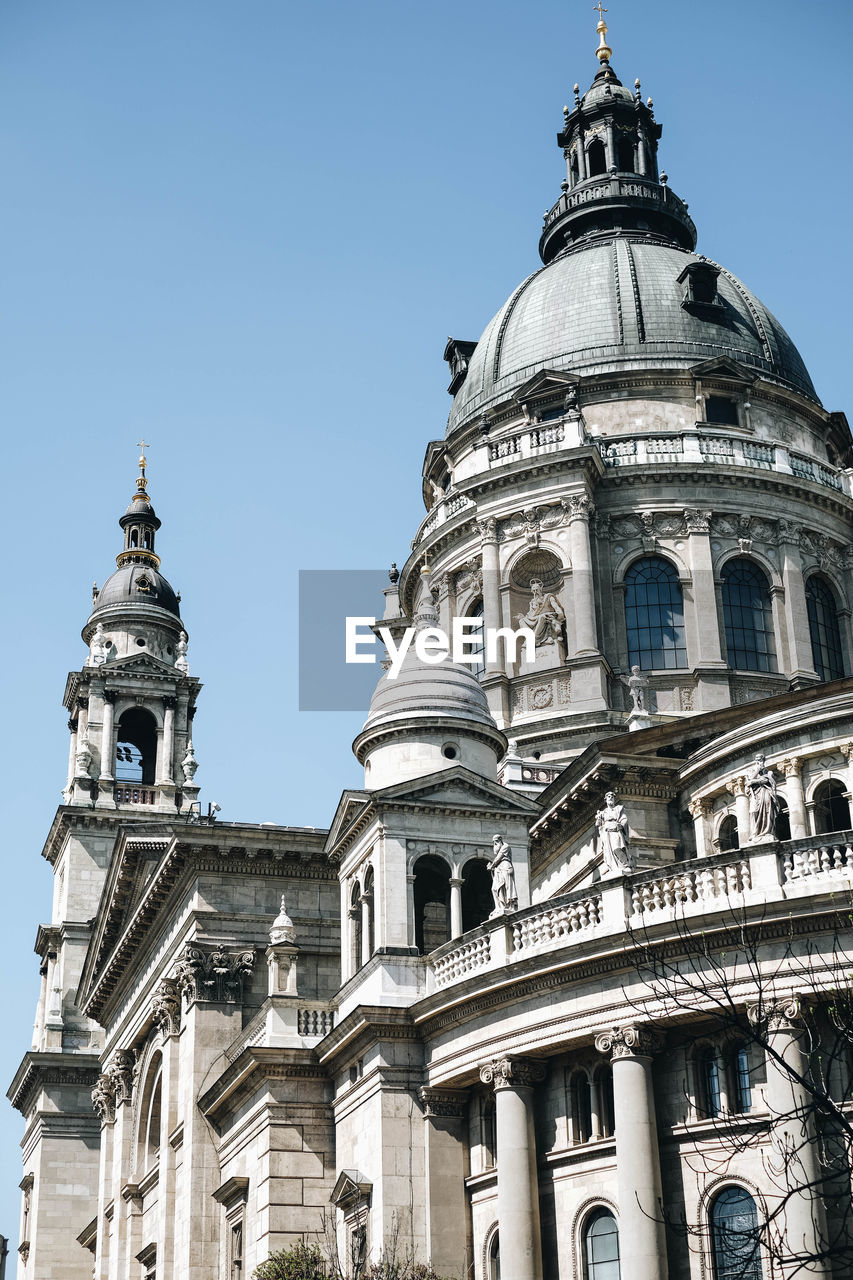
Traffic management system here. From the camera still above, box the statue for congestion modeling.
[75,732,93,777]
[746,753,779,841]
[487,834,518,916]
[595,791,635,874]
[516,578,565,646]
[175,631,190,674]
[623,664,649,713]
[181,740,198,783]
[88,623,110,667]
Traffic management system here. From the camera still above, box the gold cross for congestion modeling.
[137,438,150,454]
[594,2,607,18]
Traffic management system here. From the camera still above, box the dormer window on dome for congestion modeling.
[678,261,725,315]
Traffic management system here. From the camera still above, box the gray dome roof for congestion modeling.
[92,564,181,618]
[362,652,498,737]
[447,238,818,433]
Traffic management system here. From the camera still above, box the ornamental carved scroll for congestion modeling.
[91,1048,136,1122]
[595,1024,660,1059]
[479,1056,547,1090]
[747,997,805,1034]
[174,944,255,1006]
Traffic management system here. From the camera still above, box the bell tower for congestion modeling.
[64,444,202,815]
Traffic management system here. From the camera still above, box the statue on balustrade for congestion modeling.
[624,664,649,712]
[487,833,518,915]
[596,791,636,874]
[88,622,110,667]
[516,578,565,646]
[747,752,780,841]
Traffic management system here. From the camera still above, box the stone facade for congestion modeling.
[9,23,853,1280]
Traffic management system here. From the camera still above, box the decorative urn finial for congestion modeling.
[270,895,296,945]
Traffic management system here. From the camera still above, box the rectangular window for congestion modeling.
[704,395,739,425]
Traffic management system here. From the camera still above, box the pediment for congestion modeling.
[331,1168,372,1208]
[373,766,539,816]
[512,368,579,403]
[324,790,372,855]
[109,653,175,674]
[690,356,756,385]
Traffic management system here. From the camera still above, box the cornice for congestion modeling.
[314,1005,419,1068]
[198,1046,328,1123]
[7,1051,101,1116]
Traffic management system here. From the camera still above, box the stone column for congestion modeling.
[449,877,463,939]
[781,757,808,839]
[66,716,79,794]
[568,496,598,655]
[159,696,176,784]
[684,510,725,665]
[479,1056,546,1280]
[729,775,751,846]
[778,527,819,685]
[99,692,116,780]
[152,981,181,1274]
[688,797,713,857]
[605,124,616,170]
[748,1000,829,1277]
[360,892,372,967]
[589,1075,602,1140]
[420,1087,469,1278]
[479,519,502,674]
[595,1026,668,1280]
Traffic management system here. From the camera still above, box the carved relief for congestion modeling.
[151,978,182,1036]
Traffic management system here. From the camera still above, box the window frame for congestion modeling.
[805,574,845,682]
[623,555,688,672]
[581,1206,621,1280]
[721,558,777,674]
[709,1185,763,1280]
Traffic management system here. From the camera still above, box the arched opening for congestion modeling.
[587,138,607,176]
[363,867,375,959]
[130,528,139,548]
[461,858,492,932]
[115,708,157,784]
[710,1187,762,1280]
[616,135,635,172]
[570,153,579,185]
[413,855,450,954]
[136,1055,163,1173]
[488,1229,500,1280]
[349,882,362,973]
[465,599,486,678]
[718,814,739,853]
[143,529,152,550]
[806,575,845,681]
[721,559,776,673]
[776,800,791,842]
[583,1208,620,1279]
[729,1044,752,1114]
[571,1070,592,1143]
[624,556,687,670]
[813,779,851,835]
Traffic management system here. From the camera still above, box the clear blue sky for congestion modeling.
[0,0,850,1249]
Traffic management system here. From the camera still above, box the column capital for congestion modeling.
[683,508,712,535]
[748,996,805,1034]
[479,1055,546,1090]
[728,774,748,798]
[688,797,712,820]
[103,688,118,704]
[419,1085,468,1118]
[781,755,803,777]
[595,1023,660,1060]
[478,516,498,544]
[163,694,177,711]
[68,717,78,733]
[565,493,595,523]
[151,978,182,1036]
[173,943,255,1006]
[840,741,853,764]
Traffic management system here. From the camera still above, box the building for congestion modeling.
[9,16,853,1280]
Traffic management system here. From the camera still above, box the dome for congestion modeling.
[447,238,818,434]
[363,655,499,736]
[91,563,181,619]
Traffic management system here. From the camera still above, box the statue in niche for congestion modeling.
[75,732,93,777]
[175,631,190,674]
[182,740,198,783]
[623,664,649,713]
[89,623,110,667]
[487,833,518,915]
[596,791,635,874]
[747,753,779,841]
[516,578,565,646]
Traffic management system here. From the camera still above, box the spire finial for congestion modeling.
[594,2,612,65]
[136,439,150,497]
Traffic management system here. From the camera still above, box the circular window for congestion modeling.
[136,638,146,647]
[442,744,458,760]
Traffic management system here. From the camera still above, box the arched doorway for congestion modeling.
[413,855,451,954]
[115,707,158,784]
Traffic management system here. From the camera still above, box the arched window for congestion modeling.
[701,1049,722,1118]
[570,153,579,185]
[721,559,776,673]
[350,882,362,974]
[710,1187,762,1280]
[624,557,687,670]
[813,779,851,835]
[616,136,635,172]
[583,1209,621,1280]
[363,867,375,959]
[776,800,791,842]
[136,1055,163,1173]
[461,858,493,932]
[587,138,607,176]
[130,528,139,548]
[413,855,450,954]
[730,1045,752,1114]
[466,600,486,678]
[806,576,845,681]
[488,1229,501,1280]
[115,708,158,784]
[571,1071,592,1143]
[718,814,739,853]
